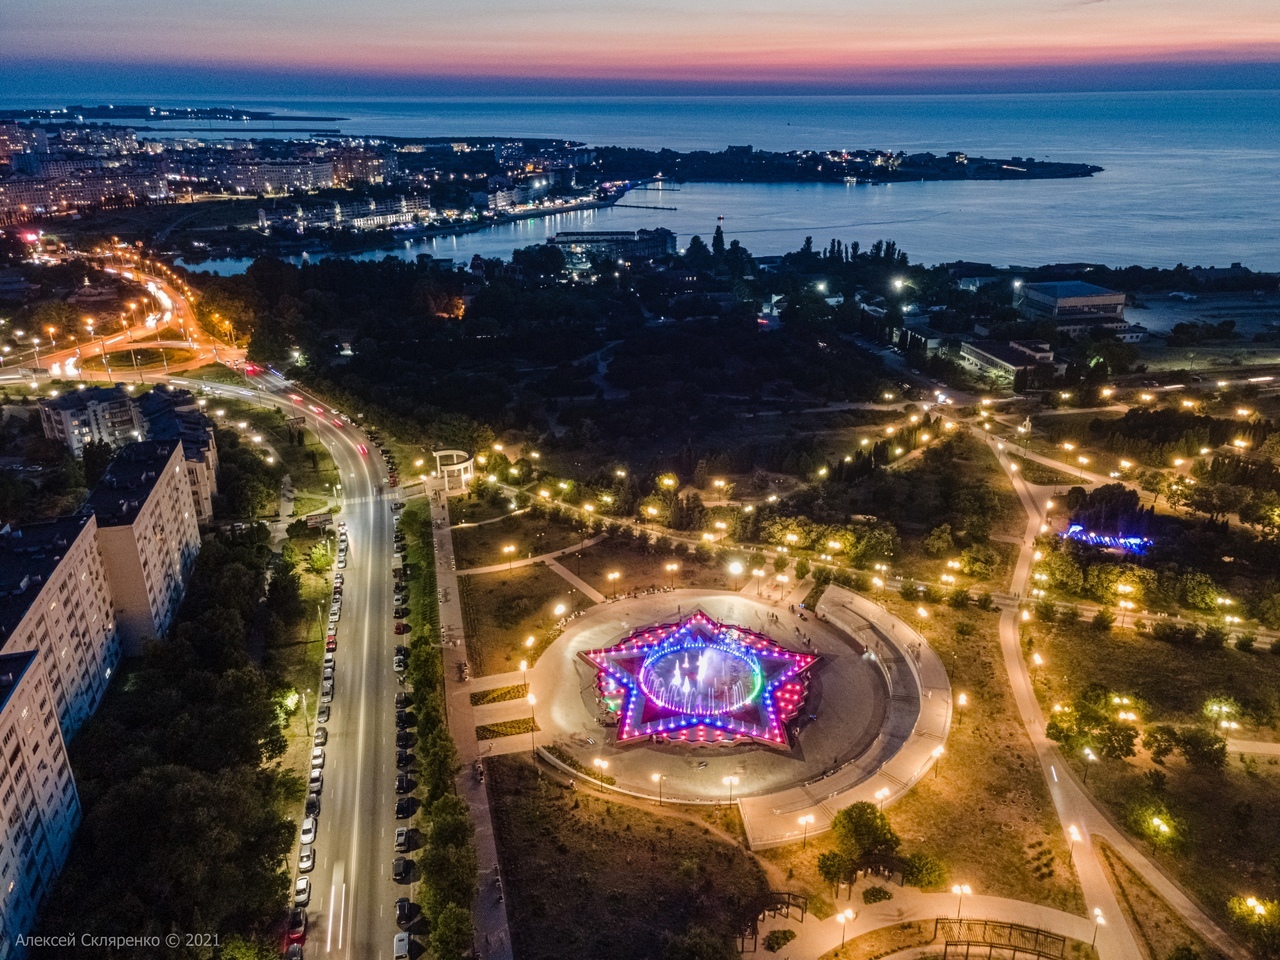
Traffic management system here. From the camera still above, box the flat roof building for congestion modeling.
[0,515,118,741]
[136,388,219,525]
[84,441,200,654]
[0,650,80,960]
[38,386,144,458]
[959,339,1065,382]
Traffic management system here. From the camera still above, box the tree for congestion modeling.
[308,545,333,574]
[794,558,811,580]
[81,438,115,486]
[430,903,474,960]
[1143,725,1179,765]
[1176,728,1227,771]
[1139,470,1170,505]
[1091,608,1115,631]
[923,524,954,557]
[831,801,900,862]
[817,851,851,891]
[901,852,947,889]
[664,926,737,960]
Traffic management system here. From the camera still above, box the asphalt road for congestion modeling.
[204,370,404,959]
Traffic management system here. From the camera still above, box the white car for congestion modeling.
[300,817,317,845]
[393,932,410,960]
[299,844,315,872]
[311,747,325,769]
[309,769,323,791]
[294,876,311,906]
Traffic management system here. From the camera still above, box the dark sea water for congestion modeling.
[92,91,1280,271]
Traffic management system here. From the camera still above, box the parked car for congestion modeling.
[317,705,330,724]
[394,623,410,635]
[395,897,413,927]
[298,844,315,873]
[313,727,328,746]
[395,774,412,794]
[321,680,334,702]
[287,907,308,942]
[300,817,317,845]
[325,636,338,652]
[395,827,410,852]
[394,607,409,619]
[396,749,413,769]
[395,692,411,709]
[393,656,407,673]
[395,645,410,659]
[285,944,303,960]
[396,710,411,729]
[393,932,410,960]
[311,748,325,770]
[395,798,414,819]
[305,792,321,817]
[392,856,410,882]
[322,665,334,682]
[309,769,323,792]
[396,730,414,749]
[294,876,311,907]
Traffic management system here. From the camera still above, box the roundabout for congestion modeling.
[522,586,952,846]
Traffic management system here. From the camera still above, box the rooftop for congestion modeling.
[40,384,133,412]
[83,440,180,528]
[0,515,93,644]
[0,650,38,715]
[1023,280,1120,299]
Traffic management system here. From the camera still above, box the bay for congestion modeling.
[117,91,1278,272]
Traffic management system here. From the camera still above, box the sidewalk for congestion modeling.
[426,481,514,960]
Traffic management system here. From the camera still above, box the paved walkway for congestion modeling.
[425,481,513,960]
[543,557,607,602]
[1228,738,1280,756]
[757,878,1098,959]
[985,436,1244,960]
[462,534,607,575]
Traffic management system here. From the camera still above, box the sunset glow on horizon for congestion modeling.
[8,0,1280,89]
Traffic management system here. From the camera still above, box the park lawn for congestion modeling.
[1027,618,1280,932]
[1008,455,1093,488]
[768,597,1084,918]
[470,684,528,707]
[449,493,521,526]
[488,755,769,960]
[568,535,744,597]
[887,538,1018,595]
[458,565,594,676]
[450,513,584,569]
[290,494,329,519]
[213,397,340,498]
[183,362,250,386]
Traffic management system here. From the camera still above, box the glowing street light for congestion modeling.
[503,544,517,569]
[798,813,815,848]
[837,908,855,949]
[607,571,621,598]
[651,772,666,806]
[722,775,740,803]
[1092,908,1105,947]
[665,562,680,589]
[728,561,743,589]
[554,603,566,617]
[952,884,972,918]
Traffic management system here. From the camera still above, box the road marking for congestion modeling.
[1051,765,1058,782]
[338,882,347,949]
[326,861,344,953]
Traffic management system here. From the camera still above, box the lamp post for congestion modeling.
[1083,746,1098,784]
[503,544,516,570]
[607,571,621,599]
[666,562,679,590]
[798,813,815,848]
[932,744,945,778]
[519,659,528,689]
[1068,824,1081,858]
[527,693,537,757]
[752,568,765,596]
[722,775,739,804]
[952,884,972,918]
[728,561,743,590]
[1092,908,1105,947]
[875,786,890,810]
[592,757,609,789]
[651,772,665,806]
[837,909,855,951]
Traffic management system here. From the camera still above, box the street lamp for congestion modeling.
[874,787,890,809]
[503,544,516,569]
[952,884,972,918]
[651,773,665,806]
[932,744,945,778]
[751,568,765,595]
[837,908,855,950]
[722,775,739,804]
[592,757,609,789]
[665,562,680,589]
[1068,824,1081,857]
[798,813,815,848]
[728,561,743,589]
[527,693,537,757]
[554,603,566,617]
[1092,908,1105,947]
[1083,746,1098,784]
[607,571,621,598]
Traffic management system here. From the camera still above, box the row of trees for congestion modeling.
[39,526,301,956]
[816,801,946,892]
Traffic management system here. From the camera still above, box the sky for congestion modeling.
[4,0,1280,96]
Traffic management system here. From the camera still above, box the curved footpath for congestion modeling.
[984,435,1244,960]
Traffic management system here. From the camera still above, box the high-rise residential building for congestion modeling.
[83,441,201,654]
[136,388,219,525]
[37,386,144,457]
[0,650,80,960]
[0,516,118,741]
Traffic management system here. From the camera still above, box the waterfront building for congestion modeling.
[83,441,200,654]
[547,228,677,261]
[0,650,80,960]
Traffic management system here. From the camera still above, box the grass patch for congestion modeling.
[470,684,529,707]
[457,565,593,676]
[1029,618,1280,929]
[449,494,520,526]
[816,921,934,960]
[544,745,616,785]
[290,494,329,518]
[210,397,340,498]
[571,535,743,595]
[184,362,250,386]
[401,499,441,637]
[82,347,196,371]
[1009,454,1093,487]
[477,718,538,740]
[451,513,584,569]
[488,755,769,960]
[765,597,1084,917]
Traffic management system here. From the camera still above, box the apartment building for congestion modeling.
[0,516,118,741]
[38,386,144,457]
[136,388,219,524]
[0,651,80,960]
[83,441,200,654]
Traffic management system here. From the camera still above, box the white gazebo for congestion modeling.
[432,449,475,495]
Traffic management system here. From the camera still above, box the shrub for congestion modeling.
[974,592,995,611]
[1091,609,1115,632]
[763,929,798,952]
[1034,599,1058,622]
[862,885,893,904]
[901,851,947,888]
[1235,634,1256,652]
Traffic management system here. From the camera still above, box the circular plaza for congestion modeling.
[528,589,941,814]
